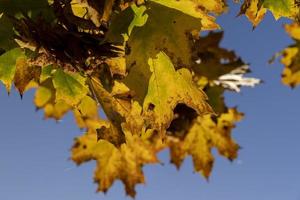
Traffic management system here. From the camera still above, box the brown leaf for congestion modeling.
[14,57,41,95]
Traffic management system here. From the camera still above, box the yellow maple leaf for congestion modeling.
[150,0,228,30]
[71,130,159,197]
[278,23,300,87]
[73,96,104,129]
[14,57,41,96]
[52,69,88,106]
[167,109,243,178]
[239,0,300,27]
[0,48,25,92]
[34,74,72,120]
[143,52,212,136]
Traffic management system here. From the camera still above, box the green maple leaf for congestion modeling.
[0,48,25,91]
[143,52,212,134]
[239,0,300,27]
[124,2,203,101]
[52,69,89,106]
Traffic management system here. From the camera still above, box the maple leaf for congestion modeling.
[34,65,89,120]
[73,96,101,129]
[0,48,25,92]
[124,2,203,101]
[167,108,243,178]
[14,57,41,96]
[277,23,300,87]
[52,69,89,106]
[71,130,159,197]
[162,30,260,179]
[0,47,42,95]
[239,0,300,27]
[150,0,227,30]
[34,77,71,120]
[143,52,212,136]
[262,0,300,20]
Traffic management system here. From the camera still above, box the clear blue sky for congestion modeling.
[1,2,300,200]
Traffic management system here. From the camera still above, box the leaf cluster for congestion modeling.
[0,0,298,197]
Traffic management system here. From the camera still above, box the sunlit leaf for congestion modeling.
[239,0,300,27]
[150,0,227,30]
[72,130,159,197]
[34,78,72,120]
[168,108,243,178]
[277,23,300,87]
[0,48,25,91]
[14,57,41,95]
[143,52,212,135]
[52,69,88,106]
[124,2,203,101]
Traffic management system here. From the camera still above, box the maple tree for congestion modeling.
[0,0,299,197]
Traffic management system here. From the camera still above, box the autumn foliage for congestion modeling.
[0,0,299,197]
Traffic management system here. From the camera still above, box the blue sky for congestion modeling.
[1,2,300,200]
